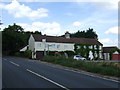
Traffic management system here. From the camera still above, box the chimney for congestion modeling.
[65,31,70,39]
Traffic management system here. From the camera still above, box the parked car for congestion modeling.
[73,55,87,60]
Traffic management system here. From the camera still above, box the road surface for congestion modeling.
[2,56,119,89]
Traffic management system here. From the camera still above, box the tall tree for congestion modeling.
[85,28,98,39]
[70,28,98,39]
[2,23,27,55]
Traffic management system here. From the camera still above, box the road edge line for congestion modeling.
[26,69,69,90]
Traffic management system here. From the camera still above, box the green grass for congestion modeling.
[42,55,120,77]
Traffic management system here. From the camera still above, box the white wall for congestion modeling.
[29,35,35,51]
[104,53,110,60]
[28,35,36,59]
[35,42,74,52]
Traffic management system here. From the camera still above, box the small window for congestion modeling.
[57,45,60,48]
[64,45,67,48]
[37,43,41,47]
[77,46,81,49]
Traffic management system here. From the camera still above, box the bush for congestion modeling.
[64,51,75,57]
[24,50,32,58]
[14,52,21,57]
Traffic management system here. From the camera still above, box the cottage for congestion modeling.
[28,32,103,60]
[103,46,120,60]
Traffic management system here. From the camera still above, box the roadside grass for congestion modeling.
[42,56,120,77]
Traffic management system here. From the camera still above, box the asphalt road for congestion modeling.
[2,56,120,89]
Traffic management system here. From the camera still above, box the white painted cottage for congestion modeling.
[28,32,103,59]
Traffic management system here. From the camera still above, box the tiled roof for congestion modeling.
[32,34,102,45]
[103,47,118,53]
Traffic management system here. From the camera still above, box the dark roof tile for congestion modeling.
[103,46,118,53]
[32,34,102,45]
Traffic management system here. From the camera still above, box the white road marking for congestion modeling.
[9,61,20,67]
[26,69,69,90]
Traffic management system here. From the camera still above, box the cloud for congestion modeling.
[100,38,112,44]
[17,22,61,36]
[100,38,118,46]
[92,1,118,10]
[105,26,119,35]
[0,0,48,20]
[73,21,81,27]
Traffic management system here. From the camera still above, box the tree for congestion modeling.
[4,23,24,33]
[70,28,98,39]
[2,23,42,55]
[2,23,27,55]
[85,28,98,39]
[34,31,42,35]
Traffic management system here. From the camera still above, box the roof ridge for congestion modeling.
[31,34,102,45]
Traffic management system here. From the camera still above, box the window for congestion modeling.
[57,45,60,49]
[37,43,41,47]
[94,45,97,49]
[64,45,67,48]
[77,46,81,49]
[84,46,86,49]
[99,46,102,50]
[89,46,92,49]
[51,44,56,48]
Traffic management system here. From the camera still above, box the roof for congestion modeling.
[103,46,118,53]
[32,34,102,45]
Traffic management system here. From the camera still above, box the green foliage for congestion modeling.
[48,51,75,57]
[34,31,42,35]
[74,44,101,59]
[2,23,27,55]
[14,50,32,58]
[2,23,42,55]
[42,56,120,77]
[64,51,75,57]
[14,52,21,57]
[24,50,32,58]
[70,28,98,39]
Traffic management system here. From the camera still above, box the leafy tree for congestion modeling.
[70,28,98,39]
[85,28,98,39]
[2,23,27,55]
[2,23,42,55]
[34,31,42,35]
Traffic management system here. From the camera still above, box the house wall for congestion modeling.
[35,42,74,52]
[75,44,102,59]
[103,53,110,60]
[28,35,36,58]
[112,54,120,60]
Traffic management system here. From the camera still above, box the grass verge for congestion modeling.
[42,56,120,77]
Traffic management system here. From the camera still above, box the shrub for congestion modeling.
[64,51,75,57]
[24,50,32,58]
[14,52,21,57]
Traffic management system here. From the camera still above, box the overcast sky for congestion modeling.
[0,0,119,47]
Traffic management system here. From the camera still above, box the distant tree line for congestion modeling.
[62,28,98,39]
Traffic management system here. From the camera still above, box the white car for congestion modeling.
[73,55,87,60]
